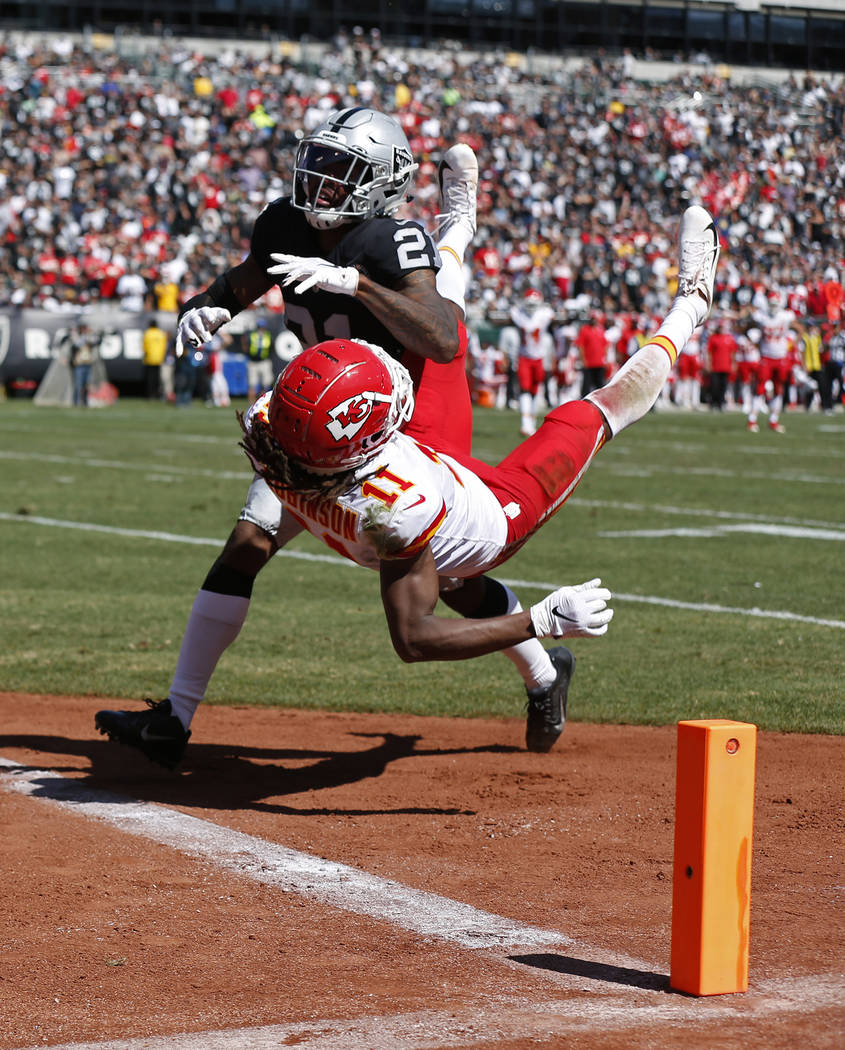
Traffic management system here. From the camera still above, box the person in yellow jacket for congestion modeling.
[243,317,274,401]
[153,277,180,313]
[143,320,169,400]
[796,319,823,410]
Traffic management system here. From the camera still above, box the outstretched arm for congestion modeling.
[355,269,459,364]
[176,254,275,356]
[379,547,536,662]
[269,254,459,363]
[380,547,614,663]
[180,253,274,318]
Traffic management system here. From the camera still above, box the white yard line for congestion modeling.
[0,449,250,481]
[0,758,571,952]
[5,443,844,487]
[617,436,845,461]
[569,497,845,531]
[602,462,845,485]
[9,975,845,1050]
[2,512,843,630]
[599,523,845,542]
[497,583,845,630]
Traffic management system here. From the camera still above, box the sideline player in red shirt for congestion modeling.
[706,317,737,411]
[576,311,609,397]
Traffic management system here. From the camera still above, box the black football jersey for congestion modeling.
[250,198,440,367]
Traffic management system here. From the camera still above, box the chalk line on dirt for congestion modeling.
[9,975,844,1050]
[0,758,572,952]
[3,758,842,1050]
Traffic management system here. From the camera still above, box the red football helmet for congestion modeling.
[268,339,415,473]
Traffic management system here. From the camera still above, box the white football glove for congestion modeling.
[175,306,232,357]
[530,578,614,639]
[267,253,359,296]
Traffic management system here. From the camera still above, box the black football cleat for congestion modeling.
[95,698,190,770]
[525,647,576,753]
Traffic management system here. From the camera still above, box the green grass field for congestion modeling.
[1,397,843,734]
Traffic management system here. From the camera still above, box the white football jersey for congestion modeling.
[244,395,508,576]
[511,304,555,360]
[736,335,760,364]
[753,307,795,359]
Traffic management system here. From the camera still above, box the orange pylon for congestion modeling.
[670,719,757,995]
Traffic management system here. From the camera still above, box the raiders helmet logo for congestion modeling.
[393,144,413,174]
[325,391,392,442]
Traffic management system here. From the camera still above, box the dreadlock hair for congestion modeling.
[237,410,363,501]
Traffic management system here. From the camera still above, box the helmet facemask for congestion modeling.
[293,144,377,229]
[292,108,417,230]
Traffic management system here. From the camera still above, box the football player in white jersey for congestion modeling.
[674,328,702,409]
[236,203,717,670]
[138,207,721,734]
[510,288,556,435]
[747,290,796,432]
[96,118,577,765]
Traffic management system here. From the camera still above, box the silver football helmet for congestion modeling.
[292,107,418,230]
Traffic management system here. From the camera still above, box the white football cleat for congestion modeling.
[434,143,478,238]
[677,204,720,324]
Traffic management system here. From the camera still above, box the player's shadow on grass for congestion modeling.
[0,731,520,816]
[511,953,671,992]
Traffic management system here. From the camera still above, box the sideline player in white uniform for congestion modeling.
[235,207,718,682]
[735,325,760,414]
[674,327,702,409]
[747,291,796,433]
[553,319,581,405]
[511,289,556,436]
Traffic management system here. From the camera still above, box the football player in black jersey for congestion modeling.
[96,112,576,765]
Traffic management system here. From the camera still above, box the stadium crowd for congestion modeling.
[1,28,844,416]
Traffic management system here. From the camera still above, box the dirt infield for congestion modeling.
[1,692,842,1050]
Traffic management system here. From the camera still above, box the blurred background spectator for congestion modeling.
[142,317,169,399]
[705,316,738,411]
[242,316,274,402]
[0,30,842,411]
[67,320,98,406]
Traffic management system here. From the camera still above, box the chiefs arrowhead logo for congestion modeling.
[325,391,391,441]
